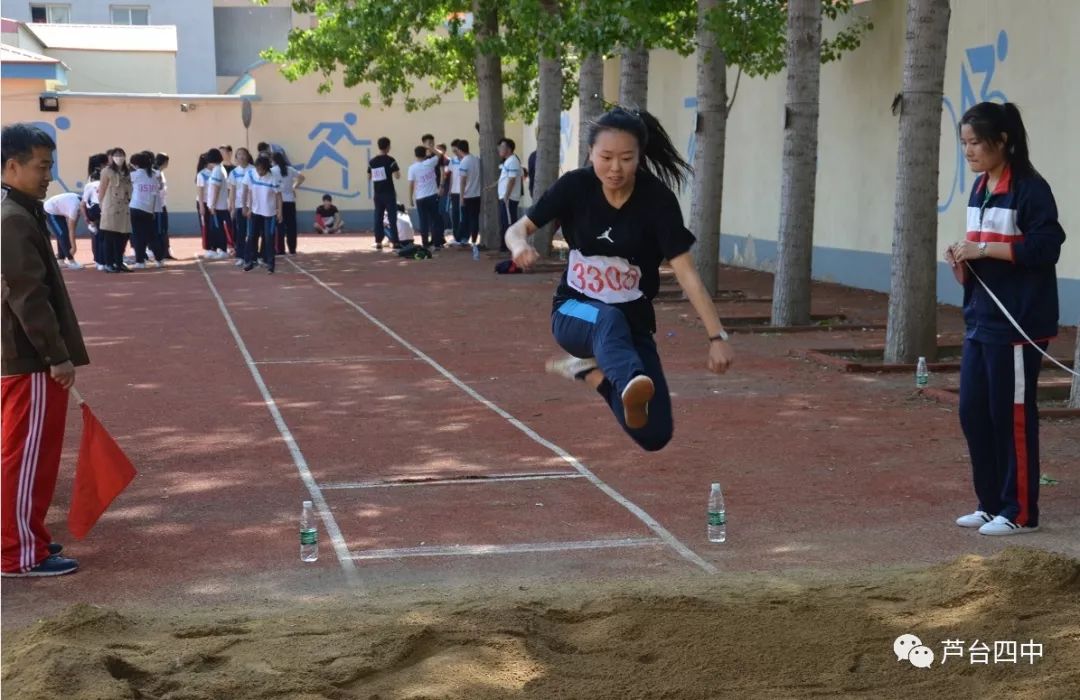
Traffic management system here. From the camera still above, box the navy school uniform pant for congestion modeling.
[130,208,163,263]
[959,339,1044,527]
[372,192,399,246]
[156,207,170,257]
[45,214,73,260]
[277,201,298,254]
[212,209,234,252]
[233,208,249,260]
[246,214,276,271]
[551,298,673,452]
[498,199,519,251]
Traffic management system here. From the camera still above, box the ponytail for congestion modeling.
[960,101,1035,178]
[272,152,290,176]
[587,107,692,190]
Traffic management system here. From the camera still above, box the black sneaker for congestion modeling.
[1,554,79,577]
[48,542,63,555]
[116,264,133,273]
[243,263,255,272]
[267,268,275,274]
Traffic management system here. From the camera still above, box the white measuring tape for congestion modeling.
[965,262,1079,378]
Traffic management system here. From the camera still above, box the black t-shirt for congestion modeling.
[316,204,338,218]
[527,167,696,335]
[367,155,399,196]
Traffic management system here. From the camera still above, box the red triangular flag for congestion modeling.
[68,403,137,539]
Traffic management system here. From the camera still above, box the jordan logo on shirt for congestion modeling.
[596,227,614,244]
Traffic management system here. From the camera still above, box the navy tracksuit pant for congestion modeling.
[551,298,673,452]
[46,214,73,260]
[959,339,1044,527]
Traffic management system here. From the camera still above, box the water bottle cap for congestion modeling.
[711,482,721,490]
[303,500,313,507]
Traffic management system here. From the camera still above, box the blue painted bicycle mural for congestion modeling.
[939,30,1009,212]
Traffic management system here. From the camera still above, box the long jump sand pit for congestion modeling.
[3,547,1078,699]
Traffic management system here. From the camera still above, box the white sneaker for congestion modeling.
[545,354,599,381]
[155,261,165,268]
[979,515,1039,536]
[234,259,245,267]
[124,256,136,265]
[147,251,156,261]
[955,510,993,528]
[215,249,228,259]
[132,262,146,269]
[202,249,215,258]
[621,375,655,430]
[96,264,107,271]
[66,260,83,270]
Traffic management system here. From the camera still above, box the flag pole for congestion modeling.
[69,386,85,406]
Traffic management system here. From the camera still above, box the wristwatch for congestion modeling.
[709,329,729,343]
[977,242,988,258]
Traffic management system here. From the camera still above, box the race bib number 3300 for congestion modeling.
[567,249,644,304]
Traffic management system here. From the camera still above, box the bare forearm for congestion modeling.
[506,217,536,255]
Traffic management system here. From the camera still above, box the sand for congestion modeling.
[3,547,1078,699]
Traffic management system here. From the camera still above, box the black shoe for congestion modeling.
[48,542,63,555]
[164,255,179,261]
[267,268,275,274]
[116,264,133,272]
[243,263,255,272]
[104,266,118,273]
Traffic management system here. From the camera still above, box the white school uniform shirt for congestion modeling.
[497,153,522,201]
[155,170,168,210]
[459,154,482,199]
[196,168,211,204]
[272,165,299,203]
[229,164,251,210]
[129,169,160,213]
[82,180,100,208]
[206,164,230,210]
[44,192,82,219]
[247,169,282,217]
[448,155,462,195]
[407,156,440,200]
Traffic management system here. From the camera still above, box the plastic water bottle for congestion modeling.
[915,357,929,388]
[471,243,480,261]
[300,500,318,562]
[707,483,726,543]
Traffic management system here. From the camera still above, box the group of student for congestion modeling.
[40,149,174,273]
[368,133,526,253]
[194,143,305,274]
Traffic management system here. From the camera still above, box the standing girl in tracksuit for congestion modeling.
[243,154,282,274]
[946,102,1066,536]
[505,107,735,452]
[229,147,253,266]
[272,152,304,255]
[195,152,212,256]
[128,151,162,268]
[154,153,174,260]
[205,148,233,258]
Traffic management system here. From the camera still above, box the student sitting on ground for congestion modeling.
[385,203,414,247]
[314,194,344,234]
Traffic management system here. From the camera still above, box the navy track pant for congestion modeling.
[551,298,672,452]
[959,338,1044,527]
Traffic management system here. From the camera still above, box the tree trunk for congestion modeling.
[1070,320,1080,408]
[618,44,649,109]
[771,0,822,327]
[884,0,950,363]
[531,0,563,257]
[689,0,727,297]
[578,53,604,167]
[473,0,505,252]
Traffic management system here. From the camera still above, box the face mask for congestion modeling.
[113,156,125,166]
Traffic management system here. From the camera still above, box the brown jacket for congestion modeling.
[2,184,89,376]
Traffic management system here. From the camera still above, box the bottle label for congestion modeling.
[708,511,726,526]
[300,529,317,545]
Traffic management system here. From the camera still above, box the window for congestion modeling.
[111,6,149,25]
[30,4,71,23]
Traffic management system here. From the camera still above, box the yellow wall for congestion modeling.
[47,49,177,93]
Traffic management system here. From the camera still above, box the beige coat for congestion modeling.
[99,166,132,233]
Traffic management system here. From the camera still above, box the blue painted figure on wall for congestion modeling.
[304,112,371,192]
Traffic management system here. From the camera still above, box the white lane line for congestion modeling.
[198,261,358,585]
[351,538,663,561]
[322,473,586,490]
[254,356,419,365]
[288,258,718,574]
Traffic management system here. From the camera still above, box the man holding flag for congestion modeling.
[1,123,88,577]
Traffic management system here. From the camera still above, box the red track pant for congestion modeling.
[2,372,68,573]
